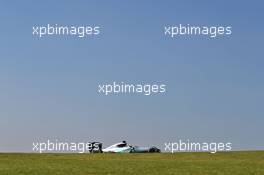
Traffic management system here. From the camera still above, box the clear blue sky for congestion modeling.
[0,0,263,151]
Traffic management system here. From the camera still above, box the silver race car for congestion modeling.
[102,141,161,153]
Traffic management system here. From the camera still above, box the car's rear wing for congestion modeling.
[89,142,103,153]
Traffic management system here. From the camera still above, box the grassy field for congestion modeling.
[0,151,263,175]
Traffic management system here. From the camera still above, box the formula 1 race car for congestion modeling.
[102,141,161,153]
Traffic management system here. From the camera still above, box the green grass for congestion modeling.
[0,151,264,175]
